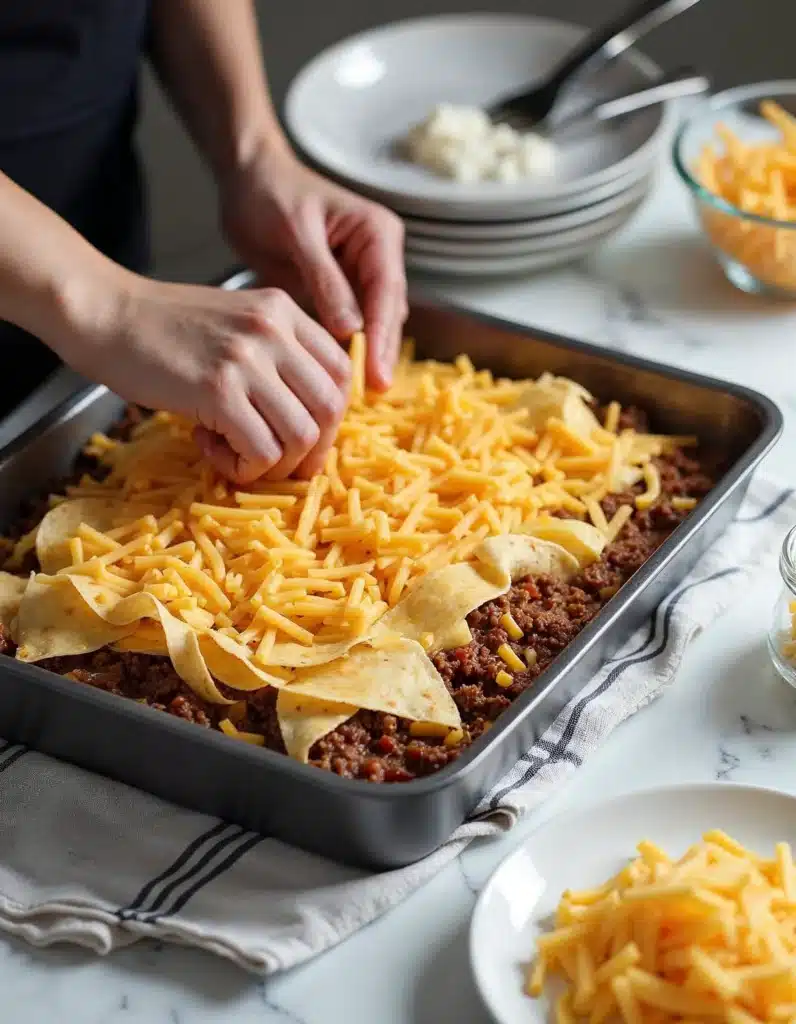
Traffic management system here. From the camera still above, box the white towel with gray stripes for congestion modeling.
[0,475,792,973]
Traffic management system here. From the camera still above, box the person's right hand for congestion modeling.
[59,272,352,484]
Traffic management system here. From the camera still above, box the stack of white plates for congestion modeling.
[285,14,673,277]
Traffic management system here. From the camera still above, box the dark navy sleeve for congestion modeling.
[0,1,152,414]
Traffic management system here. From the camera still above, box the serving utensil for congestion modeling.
[487,0,704,129]
[547,67,709,137]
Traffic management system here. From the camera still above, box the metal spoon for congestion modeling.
[545,68,710,138]
[487,0,704,130]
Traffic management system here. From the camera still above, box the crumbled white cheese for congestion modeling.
[402,103,556,183]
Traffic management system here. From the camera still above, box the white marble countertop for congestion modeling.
[3,163,796,1023]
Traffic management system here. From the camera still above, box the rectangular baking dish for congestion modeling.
[0,272,782,869]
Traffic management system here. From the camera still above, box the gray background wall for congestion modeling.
[141,0,793,283]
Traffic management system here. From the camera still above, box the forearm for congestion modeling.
[0,171,121,362]
[149,0,291,183]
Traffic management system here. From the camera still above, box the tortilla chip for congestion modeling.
[112,622,347,676]
[198,630,291,692]
[379,534,576,652]
[522,518,606,566]
[4,527,37,571]
[0,572,28,639]
[112,623,170,656]
[264,637,366,669]
[378,562,503,650]
[16,575,137,661]
[517,377,601,440]
[35,497,124,574]
[15,532,584,759]
[271,535,579,753]
[17,576,235,704]
[276,691,357,762]
[475,533,579,584]
[279,637,460,730]
[438,619,473,650]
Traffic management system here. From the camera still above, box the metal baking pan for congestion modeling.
[0,270,782,870]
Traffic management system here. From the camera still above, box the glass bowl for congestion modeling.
[673,81,796,299]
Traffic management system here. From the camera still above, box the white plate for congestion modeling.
[406,240,597,279]
[470,783,796,1024]
[402,176,652,241]
[405,213,631,277]
[405,198,644,257]
[379,160,655,221]
[285,14,671,222]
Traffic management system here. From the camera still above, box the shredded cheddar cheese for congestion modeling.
[444,728,465,747]
[695,100,796,292]
[528,833,796,1024]
[500,611,524,640]
[218,718,266,746]
[497,643,525,672]
[409,721,450,738]
[13,342,697,664]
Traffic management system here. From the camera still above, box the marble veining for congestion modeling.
[2,162,796,1023]
[454,855,482,898]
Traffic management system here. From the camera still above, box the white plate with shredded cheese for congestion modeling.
[470,783,796,1024]
[285,14,672,222]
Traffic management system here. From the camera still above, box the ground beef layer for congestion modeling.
[0,406,719,783]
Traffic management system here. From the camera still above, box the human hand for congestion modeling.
[59,271,351,483]
[220,146,407,391]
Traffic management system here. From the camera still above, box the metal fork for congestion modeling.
[487,0,704,130]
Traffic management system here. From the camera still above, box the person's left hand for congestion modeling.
[220,146,407,391]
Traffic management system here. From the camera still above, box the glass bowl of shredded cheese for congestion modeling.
[673,81,796,299]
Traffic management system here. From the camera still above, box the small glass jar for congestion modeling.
[769,525,796,687]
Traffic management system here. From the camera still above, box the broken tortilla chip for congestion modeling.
[0,571,30,642]
[377,561,504,651]
[522,518,607,567]
[275,534,579,754]
[378,534,577,652]
[112,623,170,656]
[16,576,238,704]
[35,497,124,574]
[16,574,137,661]
[475,533,579,584]
[10,533,592,758]
[517,376,601,441]
[279,637,459,736]
[276,691,358,762]
[4,527,37,572]
[261,637,367,669]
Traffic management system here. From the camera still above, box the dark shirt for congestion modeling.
[0,1,151,416]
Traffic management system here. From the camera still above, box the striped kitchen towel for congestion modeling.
[0,475,793,973]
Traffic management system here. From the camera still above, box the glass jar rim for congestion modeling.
[780,525,796,593]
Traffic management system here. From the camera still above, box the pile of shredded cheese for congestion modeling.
[696,100,796,291]
[528,832,796,1024]
[19,338,696,667]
